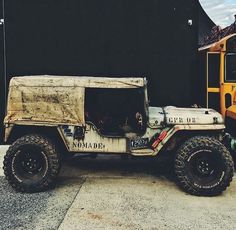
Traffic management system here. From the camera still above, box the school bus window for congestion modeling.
[225,53,236,82]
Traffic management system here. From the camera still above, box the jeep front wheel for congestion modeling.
[4,134,61,192]
[175,136,234,196]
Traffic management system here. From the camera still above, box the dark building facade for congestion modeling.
[0,0,209,143]
[198,1,215,45]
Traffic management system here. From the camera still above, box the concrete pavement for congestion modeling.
[0,146,236,230]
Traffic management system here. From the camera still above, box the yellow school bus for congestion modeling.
[199,34,236,136]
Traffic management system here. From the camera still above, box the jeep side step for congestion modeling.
[131,149,155,156]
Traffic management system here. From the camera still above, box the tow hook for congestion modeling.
[223,133,231,147]
[231,138,236,152]
[223,133,236,168]
[223,133,236,151]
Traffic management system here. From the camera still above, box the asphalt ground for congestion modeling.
[0,146,236,230]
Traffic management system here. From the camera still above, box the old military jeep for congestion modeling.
[3,76,234,196]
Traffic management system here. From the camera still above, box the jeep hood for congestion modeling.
[148,106,224,128]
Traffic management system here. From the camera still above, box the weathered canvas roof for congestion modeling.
[5,75,145,126]
[9,75,146,88]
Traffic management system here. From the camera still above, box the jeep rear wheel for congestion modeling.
[4,134,61,193]
[175,136,234,196]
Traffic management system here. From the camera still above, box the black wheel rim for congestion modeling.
[12,145,48,182]
[188,150,225,186]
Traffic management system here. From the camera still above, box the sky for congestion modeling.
[200,0,236,28]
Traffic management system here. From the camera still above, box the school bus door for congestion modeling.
[207,52,221,113]
[224,53,236,120]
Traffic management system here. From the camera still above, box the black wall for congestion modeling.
[0,0,5,144]
[0,0,199,143]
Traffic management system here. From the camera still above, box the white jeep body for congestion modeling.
[4,76,225,156]
[58,106,224,156]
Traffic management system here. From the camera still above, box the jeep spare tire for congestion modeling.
[175,136,234,196]
[4,134,61,192]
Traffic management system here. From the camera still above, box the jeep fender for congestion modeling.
[152,124,225,155]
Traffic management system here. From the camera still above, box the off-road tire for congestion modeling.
[3,134,61,193]
[175,136,234,196]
